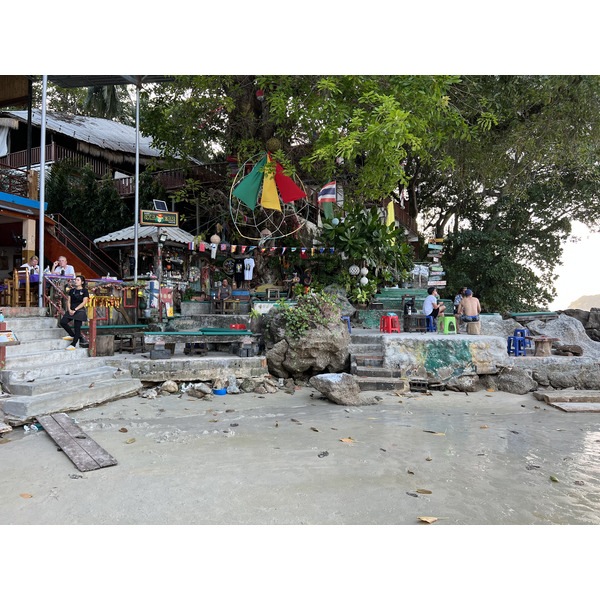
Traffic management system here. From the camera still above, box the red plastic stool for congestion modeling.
[380,315,400,333]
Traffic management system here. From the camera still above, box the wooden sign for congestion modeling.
[140,210,179,227]
[428,238,444,243]
[428,243,443,250]
[428,280,446,286]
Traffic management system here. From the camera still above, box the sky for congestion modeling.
[551,222,600,310]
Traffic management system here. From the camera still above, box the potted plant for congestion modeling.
[249,307,262,333]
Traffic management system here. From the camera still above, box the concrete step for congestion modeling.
[1,354,107,383]
[2,317,58,330]
[3,366,122,396]
[533,390,600,403]
[349,343,383,355]
[355,375,409,392]
[1,377,144,424]
[353,355,384,367]
[14,328,66,342]
[354,366,404,378]
[5,337,78,357]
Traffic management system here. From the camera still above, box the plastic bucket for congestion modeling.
[213,388,227,395]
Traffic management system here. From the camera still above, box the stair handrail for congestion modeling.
[48,214,121,277]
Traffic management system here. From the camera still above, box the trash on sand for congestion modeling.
[318,451,329,458]
[416,489,432,494]
[480,425,488,429]
[20,493,32,498]
[426,457,432,461]
[418,517,438,524]
[340,438,355,443]
[406,492,418,497]
[310,427,319,432]
[407,470,415,475]
[125,438,136,444]
[423,430,445,435]
[550,476,559,482]
[119,428,128,433]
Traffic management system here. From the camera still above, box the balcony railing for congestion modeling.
[1,142,112,178]
[0,163,29,197]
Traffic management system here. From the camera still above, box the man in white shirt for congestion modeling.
[20,255,39,275]
[422,287,446,319]
[51,255,75,277]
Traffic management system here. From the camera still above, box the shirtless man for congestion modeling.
[457,289,481,322]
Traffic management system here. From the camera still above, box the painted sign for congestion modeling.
[428,280,446,286]
[140,210,179,226]
[428,244,444,250]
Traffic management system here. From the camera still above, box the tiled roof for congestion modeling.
[94,225,194,245]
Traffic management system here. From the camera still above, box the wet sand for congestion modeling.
[1,385,599,525]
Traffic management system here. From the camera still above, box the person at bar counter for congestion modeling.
[457,289,481,322]
[51,255,75,277]
[20,255,40,275]
[422,286,446,319]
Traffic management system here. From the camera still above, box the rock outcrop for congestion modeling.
[309,373,375,406]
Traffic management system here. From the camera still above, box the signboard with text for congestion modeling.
[140,210,179,227]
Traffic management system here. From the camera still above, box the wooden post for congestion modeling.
[89,308,97,357]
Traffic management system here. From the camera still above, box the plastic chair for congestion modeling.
[507,336,526,356]
[514,328,531,348]
[425,315,436,332]
[341,316,351,333]
[438,315,457,335]
[380,315,400,333]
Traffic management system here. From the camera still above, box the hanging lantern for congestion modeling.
[210,234,221,244]
[256,89,264,101]
[360,276,369,286]
[331,218,340,226]
[360,267,369,276]
[349,265,360,276]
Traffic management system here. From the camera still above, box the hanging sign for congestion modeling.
[428,280,446,286]
[140,210,179,226]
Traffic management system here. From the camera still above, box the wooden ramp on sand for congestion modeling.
[36,413,118,472]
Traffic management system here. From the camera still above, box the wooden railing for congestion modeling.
[114,162,229,196]
[0,163,28,197]
[1,142,112,177]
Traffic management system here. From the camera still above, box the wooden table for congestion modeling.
[526,336,559,357]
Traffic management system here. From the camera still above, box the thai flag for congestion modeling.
[318,181,336,202]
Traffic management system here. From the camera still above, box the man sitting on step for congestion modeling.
[457,289,481,326]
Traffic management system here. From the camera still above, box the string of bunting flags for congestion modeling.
[187,241,338,257]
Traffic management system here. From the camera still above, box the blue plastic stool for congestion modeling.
[514,328,531,348]
[507,336,526,356]
[341,316,351,333]
[425,315,436,332]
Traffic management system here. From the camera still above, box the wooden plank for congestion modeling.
[36,413,117,472]
[548,402,600,413]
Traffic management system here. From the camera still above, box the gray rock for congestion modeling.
[586,308,600,329]
[187,387,206,399]
[445,375,480,392]
[528,314,600,359]
[263,380,278,394]
[322,284,356,318]
[139,387,158,399]
[161,380,179,393]
[254,385,268,394]
[554,344,583,356]
[560,309,589,326]
[195,382,213,395]
[497,367,538,395]
[309,373,375,406]
[240,379,257,393]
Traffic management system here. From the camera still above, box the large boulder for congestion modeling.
[528,314,600,359]
[322,284,356,318]
[309,373,375,406]
[480,316,523,339]
[445,374,480,392]
[265,300,350,379]
[497,367,538,395]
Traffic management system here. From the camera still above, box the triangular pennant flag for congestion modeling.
[274,161,307,203]
[220,244,227,251]
[231,245,237,253]
[281,247,286,254]
[260,154,282,212]
[320,248,325,253]
[330,248,334,254]
[270,247,276,252]
[387,200,396,246]
[260,248,267,253]
[301,248,308,259]
[233,155,267,210]
[241,246,247,253]
[199,242,205,252]
[311,248,315,256]
[291,248,297,252]
[249,246,256,251]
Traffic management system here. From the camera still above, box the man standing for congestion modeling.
[51,256,75,277]
[422,287,446,319]
[457,289,481,323]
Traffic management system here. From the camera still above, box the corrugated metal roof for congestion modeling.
[94,225,194,245]
[4,109,161,157]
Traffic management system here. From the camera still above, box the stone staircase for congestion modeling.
[349,331,409,392]
[0,315,143,425]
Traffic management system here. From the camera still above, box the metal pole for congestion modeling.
[38,75,47,308]
[134,81,140,283]
[157,227,163,323]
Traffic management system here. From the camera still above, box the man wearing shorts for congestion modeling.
[422,287,446,319]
